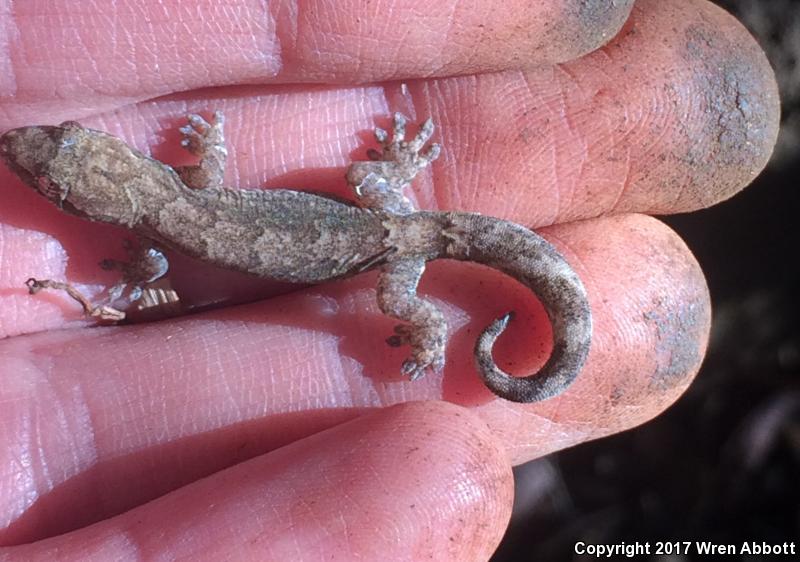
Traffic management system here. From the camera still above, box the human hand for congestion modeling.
[0,0,778,559]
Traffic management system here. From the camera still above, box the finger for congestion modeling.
[0,402,513,559]
[0,213,708,539]
[1,0,774,234]
[0,0,634,127]
[0,0,776,336]
[431,0,778,222]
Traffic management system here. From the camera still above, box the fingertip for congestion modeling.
[553,0,635,60]
[607,0,780,212]
[474,213,712,462]
[426,0,779,222]
[677,0,780,207]
[554,213,711,410]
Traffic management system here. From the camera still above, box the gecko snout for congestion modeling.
[0,128,19,156]
[0,128,34,179]
[0,126,62,182]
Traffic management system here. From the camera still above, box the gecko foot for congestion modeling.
[25,278,126,321]
[400,332,446,381]
[177,111,227,190]
[377,257,447,382]
[179,111,225,158]
[346,113,441,214]
[386,325,445,380]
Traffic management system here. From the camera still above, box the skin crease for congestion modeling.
[0,1,779,561]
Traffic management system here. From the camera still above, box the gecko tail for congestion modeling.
[447,213,593,403]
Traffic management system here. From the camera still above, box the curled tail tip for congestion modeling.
[482,311,514,339]
[474,309,590,404]
[474,312,520,400]
[447,212,592,402]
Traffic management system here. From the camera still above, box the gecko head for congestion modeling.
[0,122,141,225]
[0,123,86,207]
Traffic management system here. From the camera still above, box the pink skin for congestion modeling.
[0,1,779,560]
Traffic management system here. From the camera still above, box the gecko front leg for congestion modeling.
[25,279,126,321]
[100,238,169,303]
[26,237,169,321]
[347,114,446,379]
[175,111,227,190]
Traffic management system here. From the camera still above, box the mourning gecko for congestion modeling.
[0,112,592,402]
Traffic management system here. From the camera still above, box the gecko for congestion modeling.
[0,112,592,403]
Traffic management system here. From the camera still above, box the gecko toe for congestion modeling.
[400,349,445,381]
[374,127,389,144]
[391,113,408,142]
[187,114,211,133]
[401,359,425,381]
[421,143,441,164]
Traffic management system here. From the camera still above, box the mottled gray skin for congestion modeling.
[0,112,592,403]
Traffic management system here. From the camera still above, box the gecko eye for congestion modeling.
[36,175,68,207]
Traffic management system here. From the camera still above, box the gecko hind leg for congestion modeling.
[378,257,447,381]
[346,113,441,215]
[175,111,227,190]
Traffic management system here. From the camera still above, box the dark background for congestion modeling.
[493,2,799,559]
